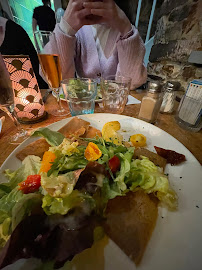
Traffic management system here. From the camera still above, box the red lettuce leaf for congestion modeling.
[0,211,100,269]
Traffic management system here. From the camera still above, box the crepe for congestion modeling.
[58,117,90,138]
[103,191,158,265]
[16,138,50,161]
[16,117,100,161]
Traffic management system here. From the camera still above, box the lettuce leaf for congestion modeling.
[3,155,41,193]
[42,190,95,216]
[128,156,177,209]
[0,184,11,199]
[41,169,84,198]
[0,187,42,248]
[0,213,100,269]
[114,147,135,191]
[11,193,42,230]
[0,188,24,219]
[101,178,123,201]
[47,154,88,177]
[31,127,65,146]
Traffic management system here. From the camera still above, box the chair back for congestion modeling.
[135,0,157,66]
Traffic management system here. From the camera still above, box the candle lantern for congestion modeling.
[3,55,47,124]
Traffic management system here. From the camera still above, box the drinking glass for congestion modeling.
[34,30,69,116]
[101,75,131,114]
[175,95,202,132]
[0,54,27,144]
[61,78,97,116]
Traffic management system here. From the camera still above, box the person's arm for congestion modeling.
[116,26,147,89]
[43,21,77,80]
[83,0,147,89]
[44,0,99,80]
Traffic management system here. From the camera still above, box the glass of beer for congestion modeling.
[34,31,69,116]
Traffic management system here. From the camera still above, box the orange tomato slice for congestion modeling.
[102,121,123,145]
[130,134,147,147]
[84,142,102,161]
[39,151,56,173]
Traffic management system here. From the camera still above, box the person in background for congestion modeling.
[32,0,56,33]
[0,16,48,89]
[44,0,147,89]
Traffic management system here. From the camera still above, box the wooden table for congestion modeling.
[0,90,202,166]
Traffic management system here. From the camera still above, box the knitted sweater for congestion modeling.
[45,23,147,89]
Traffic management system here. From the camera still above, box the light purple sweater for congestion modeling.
[45,24,147,89]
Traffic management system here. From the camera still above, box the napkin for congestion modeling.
[126,95,141,105]
[0,116,5,134]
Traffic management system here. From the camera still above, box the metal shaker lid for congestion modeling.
[148,81,162,93]
[164,81,175,92]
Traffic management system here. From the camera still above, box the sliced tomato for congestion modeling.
[130,134,147,147]
[18,175,41,194]
[39,151,56,173]
[84,142,102,161]
[108,155,120,173]
[154,146,186,165]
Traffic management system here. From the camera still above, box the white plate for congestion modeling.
[52,89,103,103]
[0,114,202,270]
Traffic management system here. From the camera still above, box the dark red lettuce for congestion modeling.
[0,211,100,269]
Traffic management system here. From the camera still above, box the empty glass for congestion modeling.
[175,95,202,132]
[101,75,131,114]
[61,78,97,116]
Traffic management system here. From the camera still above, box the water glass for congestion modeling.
[61,78,97,116]
[101,75,131,114]
[175,95,202,132]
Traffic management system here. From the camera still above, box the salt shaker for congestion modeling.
[138,81,163,124]
[160,82,176,113]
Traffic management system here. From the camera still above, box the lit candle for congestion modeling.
[3,55,47,123]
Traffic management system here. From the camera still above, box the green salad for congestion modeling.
[60,79,102,100]
[0,125,177,269]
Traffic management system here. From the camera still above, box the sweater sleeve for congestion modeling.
[44,23,77,80]
[116,25,147,89]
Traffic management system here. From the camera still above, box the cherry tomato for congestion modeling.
[84,142,102,161]
[18,175,41,194]
[130,134,147,147]
[108,155,120,173]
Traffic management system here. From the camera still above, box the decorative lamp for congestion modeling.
[3,55,47,124]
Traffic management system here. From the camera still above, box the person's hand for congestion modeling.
[83,0,132,35]
[63,0,101,32]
